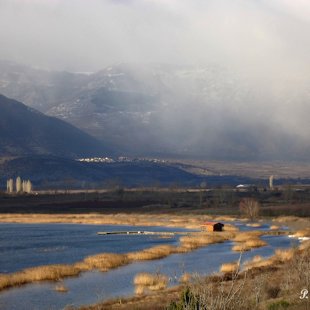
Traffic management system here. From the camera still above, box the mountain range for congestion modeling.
[1,60,310,160]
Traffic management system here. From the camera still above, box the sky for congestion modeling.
[0,0,310,73]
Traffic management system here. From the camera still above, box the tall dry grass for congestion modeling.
[82,253,129,271]
[231,231,267,252]
[179,232,232,251]
[220,261,240,274]
[0,264,80,291]
[293,228,310,238]
[233,231,263,242]
[133,272,168,294]
[179,273,191,283]
[269,225,280,230]
[54,283,69,293]
[127,245,177,261]
[246,223,261,228]
[223,223,239,232]
[244,248,296,271]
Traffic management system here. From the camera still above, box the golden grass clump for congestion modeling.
[54,283,69,293]
[269,225,280,230]
[299,240,310,251]
[244,255,274,270]
[274,249,295,262]
[293,228,310,238]
[232,238,267,252]
[179,232,230,250]
[220,261,240,274]
[0,264,80,291]
[83,253,129,271]
[273,216,300,223]
[232,243,250,252]
[127,245,176,261]
[135,285,145,295]
[244,238,267,248]
[179,273,191,283]
[233,231,262,242]
[16,264,79,283]
[133,272,168,294]
[232,231,267,252]
[223,223,239,232]
[214,216,237,222]
[246,223,261,228]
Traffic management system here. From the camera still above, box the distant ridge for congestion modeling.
[0,94,110,157]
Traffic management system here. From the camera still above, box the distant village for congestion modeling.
[77,156,167,164]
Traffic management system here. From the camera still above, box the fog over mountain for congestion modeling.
[0,1,310,161]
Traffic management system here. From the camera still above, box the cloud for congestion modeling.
[0,1,310,159]
[0,0,309,73]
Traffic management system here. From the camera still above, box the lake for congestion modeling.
[0,222,297,310]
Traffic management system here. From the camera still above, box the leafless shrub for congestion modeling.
[239,198,260,221]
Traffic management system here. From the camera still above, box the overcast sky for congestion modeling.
[1,0,310,72]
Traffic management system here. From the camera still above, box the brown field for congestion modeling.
[0,213,210,230]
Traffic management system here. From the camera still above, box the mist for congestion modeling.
[1,0,310,160]
[0,0,309,72]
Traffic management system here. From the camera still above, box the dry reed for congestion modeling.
[274,248,295,262]
[220,261,240,273]
[293,228,310,238]
[83,253,129,271]
[246,223,261,228]
[269,225,280,230]
[223,223,239,232]
[244,255,274,270]
[179,232,231,250]
[133,272,168,294]
[54,283,69,293]
[0,264,80,291]
[179,273,191,283]
[127,245,176,261]
[233,231,263,242]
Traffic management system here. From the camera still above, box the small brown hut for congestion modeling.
[201,222,224,232]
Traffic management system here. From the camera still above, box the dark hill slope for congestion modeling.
[0,156,258,189]
[0,94,109,157]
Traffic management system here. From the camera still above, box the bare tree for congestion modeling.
[16,176,22,193]
[6,179,14,193]
[239,198,260,221]
[25,180,32,193]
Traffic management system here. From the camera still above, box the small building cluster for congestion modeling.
[6,177,32,194]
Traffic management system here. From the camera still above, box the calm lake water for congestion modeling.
[0,223,189,273]
[0,222,297,310]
